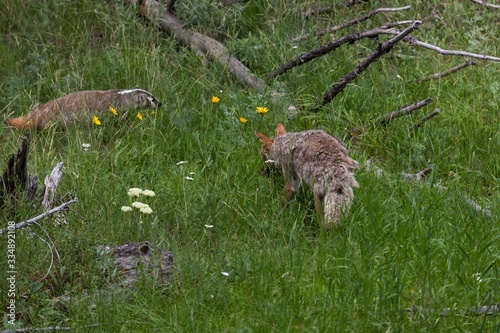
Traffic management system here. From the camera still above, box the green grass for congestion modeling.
[1,0,499,331]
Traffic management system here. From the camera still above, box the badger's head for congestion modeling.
[119,88,162,109]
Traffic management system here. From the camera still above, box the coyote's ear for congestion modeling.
[255,131,273,147]
[275,123,286,136]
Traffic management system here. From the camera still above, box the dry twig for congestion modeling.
[373,98,433,127]
[0,198,78,235]
[292,6,411,43]
[469,0,500,9]
[409,109,441,130]
[379,29,500,62]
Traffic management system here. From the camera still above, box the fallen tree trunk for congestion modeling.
[125,0,267,93]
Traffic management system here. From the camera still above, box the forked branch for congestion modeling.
[322,21,421,105]
[270,22,413,80]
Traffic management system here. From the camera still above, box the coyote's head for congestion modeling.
[118,88,162,109]
[255,123,287,176]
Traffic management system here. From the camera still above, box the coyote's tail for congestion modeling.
[5,116,31,130]
[323,180,356,227]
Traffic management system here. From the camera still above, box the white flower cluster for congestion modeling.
[121,187,156,214]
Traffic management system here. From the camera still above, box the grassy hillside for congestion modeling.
[1,0,499,331]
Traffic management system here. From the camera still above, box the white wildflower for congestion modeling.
[185,177,194,181]
[140,206,153,214]
[473,272,482,284]
[82,143,91,151]
[221,272,229,277]
[127,188,143,197]
[176,161,188,165]
[189,172,195,175]
[121,206,133,212]
[132,201,149,209]
[142,189,156,197]
[204,224,214,229]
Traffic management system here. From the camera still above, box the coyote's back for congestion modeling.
[5,88,162,130]
[256,124,358,228]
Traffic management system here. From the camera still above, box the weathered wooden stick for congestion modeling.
[409,109,441,130]
[0,198,78,235]
[416,60,476,83]
[293,6,411,42]
[378,29,500,62]
[374,98,433,127]
[322,21,421,105]
[469,0,500,9]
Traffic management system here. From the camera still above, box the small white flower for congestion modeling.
[121,206,133,212]
[185,177,194,181]
[204,224,214,228]
[140,206,153,214]
[127,188,143,197]
[142,189,156,197]
[189,172,195,175]
[473,272,482,283]
[82,143,91,151]
[221,272,229,277]
[292,45,298,49]
[176,161,188,165]
[264,159,275,164]
[132,201,149,209]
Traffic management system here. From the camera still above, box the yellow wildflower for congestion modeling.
[212,96,220,103]
[92,116,101,125]
[137,112,143,121]
[256,106,269,114]
[239,117,248,123]
[109,106,118,116]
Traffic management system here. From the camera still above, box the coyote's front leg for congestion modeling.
[281,176,296,207]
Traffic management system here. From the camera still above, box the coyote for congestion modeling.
[5,88,162,130]
[256,124,359,228]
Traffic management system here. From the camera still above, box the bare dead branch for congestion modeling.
[291,6,411,43]
[271,22,413,80]
[409,109,441,130]
[322,21,421,105]
[0,198,78,235]
[379,29,500,62]
[469,0,500,9]
[413,60,476,84]
[374,98,433,127]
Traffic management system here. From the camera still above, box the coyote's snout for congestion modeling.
[5,88,162,130]
[256,124,359,228]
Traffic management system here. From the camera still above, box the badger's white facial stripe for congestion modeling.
[118,88,149,95]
